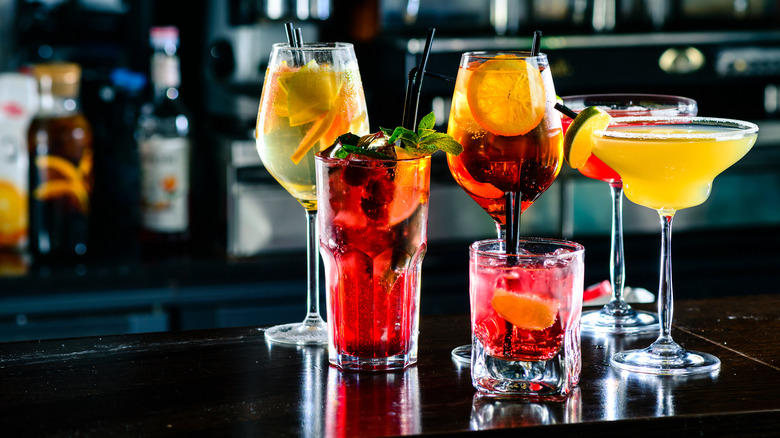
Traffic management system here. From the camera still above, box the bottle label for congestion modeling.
[140,136,189,233]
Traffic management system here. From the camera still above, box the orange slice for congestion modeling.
[34,180,89,213]
[490,288,558,331]
[286,60,339,127]
[0,180,27,244]
[387,158,430,225]
[466,55,546,137]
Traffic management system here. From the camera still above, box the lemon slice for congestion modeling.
[466,55,546,137]
[285,60,339,127]
[490,288,558,331]
[562,106,612,168]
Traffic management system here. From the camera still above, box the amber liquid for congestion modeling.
[28,114,93,260]
[446,63,563,226]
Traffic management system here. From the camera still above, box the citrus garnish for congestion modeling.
[387,158,430,225]
[490,287,559,331]
[34,179,89,213]
[562,106,612,168]
[285,60,340,127]
[466,55,546,137]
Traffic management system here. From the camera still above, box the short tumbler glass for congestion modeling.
[470,238,584,399]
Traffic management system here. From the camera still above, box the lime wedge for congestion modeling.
[562,106,612,168]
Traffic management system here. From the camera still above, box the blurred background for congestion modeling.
[0,0,778,342]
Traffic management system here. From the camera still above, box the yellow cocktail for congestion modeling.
[591,116,758,376]
[592,122,756,212]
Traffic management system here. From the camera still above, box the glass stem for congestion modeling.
[304,209,324,325]
[608,182,627,307]
[656,212,675,345]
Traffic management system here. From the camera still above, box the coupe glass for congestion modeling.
[255,42,370,345]
[561,94,697,334]
[446,51,564,364]
[591,116,757,375]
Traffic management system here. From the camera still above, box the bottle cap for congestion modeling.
[30,63,82,97]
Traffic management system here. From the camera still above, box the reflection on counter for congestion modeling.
[325,366,421,437]
[470,387,581,429]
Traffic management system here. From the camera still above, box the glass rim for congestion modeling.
[461,50,546,60]
[595,116,759,140]
[271,42,354,51]
[470,238,584,260]
[561,93,697,107]
[314,152,432,165]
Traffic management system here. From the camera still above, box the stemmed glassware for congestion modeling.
[255,42,369,345]
[445,51,564,364]
[590,116,757,374]
[561,94,697,334]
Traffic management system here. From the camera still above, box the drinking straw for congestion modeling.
[285,22,296,47]
[555,102,578,119]
[531,30,542,56]
[401,28,436,129]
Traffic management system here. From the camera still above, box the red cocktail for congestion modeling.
[316,138,431,371]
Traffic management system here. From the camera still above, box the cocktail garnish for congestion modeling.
[322,112,462,160]
[466,55,546,137]
[490,288,559,331]
[562,106,612,168]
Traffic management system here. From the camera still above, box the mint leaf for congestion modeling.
[336,132,360,147]
[418,112,435,131]
[380,112,463,157]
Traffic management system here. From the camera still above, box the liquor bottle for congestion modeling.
[27,63,93,261]
[137,26,191,255]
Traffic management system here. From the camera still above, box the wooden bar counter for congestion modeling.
[1,294,778,437]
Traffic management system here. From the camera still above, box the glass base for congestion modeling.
[263,319,328,346]
[581,306,659,335]
[471,337,578,400]
[610,341,721,376]
[451,344,472,366]
[329,351,416,372]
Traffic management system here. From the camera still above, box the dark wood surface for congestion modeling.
[1,294,779,437]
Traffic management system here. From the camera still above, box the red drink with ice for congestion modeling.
[316,148,430,371]
[470,238,584,399]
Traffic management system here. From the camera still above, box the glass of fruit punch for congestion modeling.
[316,113,462,371]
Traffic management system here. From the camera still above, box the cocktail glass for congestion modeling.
[315,153,431,371]
[255,42,369,345]
[561,94,697,334]
[591,116,757,375]
[470,238,584,399]
[447,51,564,364]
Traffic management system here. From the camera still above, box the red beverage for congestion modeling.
[317,153,430,370]
[447,56,563,226]
[470,238,584,398]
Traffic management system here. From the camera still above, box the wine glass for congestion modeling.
[255,42,370,345]
[561,94,697,334]
[446,51,564,364]
[591,116,757,375]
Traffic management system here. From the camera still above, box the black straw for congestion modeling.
[555,102,578,119]
[285,22,296,47]
[531,30,542,56]
[402,28,436,129]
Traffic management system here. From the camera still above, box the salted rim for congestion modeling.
[595,116,759,140]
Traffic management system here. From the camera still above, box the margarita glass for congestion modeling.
[446,51,564,364]
[591,116,757,375]
[256,42,370,345]
[561,94,697,334]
